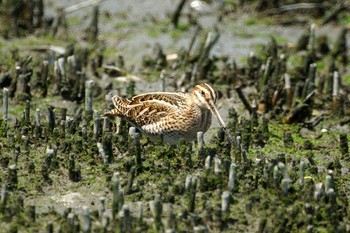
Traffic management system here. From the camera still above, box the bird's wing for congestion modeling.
[140,111,185,135]
[108,92,188,126]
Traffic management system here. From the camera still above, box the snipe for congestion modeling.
[105,83,233,145]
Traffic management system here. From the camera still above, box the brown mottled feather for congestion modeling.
[104,83,225,144]
[107,92,188,127]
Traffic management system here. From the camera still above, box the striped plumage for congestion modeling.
[105,83,228,144]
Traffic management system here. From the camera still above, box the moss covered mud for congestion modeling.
[1,0,350,232]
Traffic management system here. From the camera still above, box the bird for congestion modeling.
[104,83,234,145]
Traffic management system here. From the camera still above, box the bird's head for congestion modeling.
[192,83,226,128]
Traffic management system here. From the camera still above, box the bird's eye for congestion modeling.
[201,90,205,95]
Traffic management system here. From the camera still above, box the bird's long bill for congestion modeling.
[208,101,236,146]
[208,101,227,128]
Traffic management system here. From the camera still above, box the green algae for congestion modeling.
[0,2,350,233]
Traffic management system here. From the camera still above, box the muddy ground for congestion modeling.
[0,0,350,232]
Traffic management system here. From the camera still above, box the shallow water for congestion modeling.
[46,0,347,66]
[44,0,348,137]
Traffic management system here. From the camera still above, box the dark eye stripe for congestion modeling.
[202,83,216,102]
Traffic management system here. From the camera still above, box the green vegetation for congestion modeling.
[0,0,350,232]
[244,18,258,26]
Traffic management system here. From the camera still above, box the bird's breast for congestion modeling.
[185,104,212,133]
[199,108,212,132]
